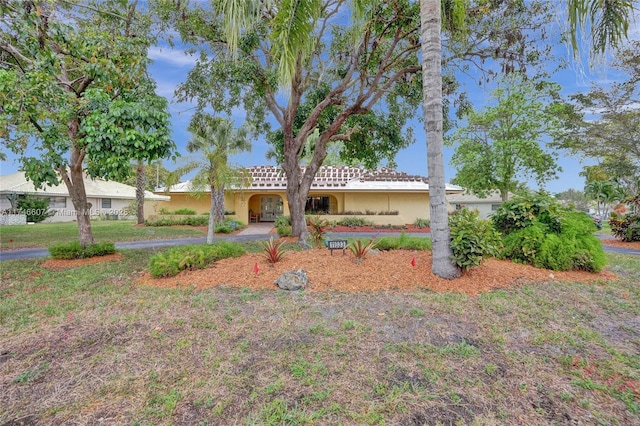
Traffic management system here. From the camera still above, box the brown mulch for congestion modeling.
[136,248,617,296]
[600,237,640,250]
[41,253,124,269]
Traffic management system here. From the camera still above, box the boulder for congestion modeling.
[275,269,309,291]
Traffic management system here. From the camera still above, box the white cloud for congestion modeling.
[148,46,198,67]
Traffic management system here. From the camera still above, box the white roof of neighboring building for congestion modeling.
[0,171,170,201]
[448,190,509,204]
[159,165,464,193]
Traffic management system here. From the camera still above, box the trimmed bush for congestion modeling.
[172,208,197,215]
[336,216,375,227]
[149,241,246,278]
[145,216,209,227]
[49,241,116,259]
[449,209,502,270]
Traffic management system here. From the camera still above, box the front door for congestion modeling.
[260,196,283,222]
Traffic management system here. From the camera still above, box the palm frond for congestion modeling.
[270,0,322,86]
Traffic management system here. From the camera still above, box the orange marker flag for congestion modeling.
[253,262,259,274]
[411,257,416,267]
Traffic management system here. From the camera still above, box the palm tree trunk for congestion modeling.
[213,186,225,225]
[207,188,216,244]
[420,0,460,279]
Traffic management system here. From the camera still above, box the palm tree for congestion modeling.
[181,113,251,244]
[585,179,624,219]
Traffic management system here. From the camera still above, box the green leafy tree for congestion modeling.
[554,41,640,199]
[447,74,562,202]
[555,188,590,211]
[159,0,548,257]
[0,0,175,246]
[175,113,251,244]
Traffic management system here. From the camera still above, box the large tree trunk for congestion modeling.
[136,161,145,225]
[420,0,460,279]
[59,149,94,247]
[282,143,313,247]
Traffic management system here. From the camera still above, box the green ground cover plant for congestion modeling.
[0,248,637,425]
[0,220,206,249]
[48,241,116,259]
[148,241,245,277]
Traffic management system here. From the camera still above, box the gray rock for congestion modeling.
[275,269,309,291]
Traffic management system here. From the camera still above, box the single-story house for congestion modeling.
[157,165,464,226]
[0,171,170,223]
[447,190,513,219]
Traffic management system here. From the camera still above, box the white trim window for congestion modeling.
[101,198,112,209]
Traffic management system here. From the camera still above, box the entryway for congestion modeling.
[259,196,284,221]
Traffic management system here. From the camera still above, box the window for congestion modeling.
[305,196,331,214]
[491,204,501,211]
[101,198,112,209]
[48,196,66,208]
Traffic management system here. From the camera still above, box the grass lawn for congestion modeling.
[1,244,638,425]
[0,220,206,249]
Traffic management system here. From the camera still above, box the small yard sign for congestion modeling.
[327,239,348,255]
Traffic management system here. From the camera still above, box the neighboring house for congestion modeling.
[157,165,464,226]
[0,171,170,223]
[448,190,513,219]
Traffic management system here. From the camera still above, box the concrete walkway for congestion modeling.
[237,222,275,236]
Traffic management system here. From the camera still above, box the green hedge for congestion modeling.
[449,209,502,270]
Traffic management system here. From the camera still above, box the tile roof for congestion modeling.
[246,165,432,190]
[161,165,462,193]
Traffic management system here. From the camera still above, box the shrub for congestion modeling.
[494,193,607,272]
[307,215,329,246]
[348,238,377,263]
[609,213,640,242]
[213,219,244,234]
[500,223,546,265]
[274,216,291,227]
[261,238,287,264]
[413,218,430,229]
[16,195,55,223]
[378,210,399,215]
[277,225,292,237]
[149,241,245,278]
[172,208,197,215]
[337,216,375,227]
[449,209,502,270]
[145,216,208,227]
[49,241,116,259]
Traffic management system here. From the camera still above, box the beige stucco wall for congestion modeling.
[160,190,451,225]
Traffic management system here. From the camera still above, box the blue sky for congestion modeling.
[2,11,638,195]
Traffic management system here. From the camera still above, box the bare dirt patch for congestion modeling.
[41,253,124,269]
[137,248,616,296]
